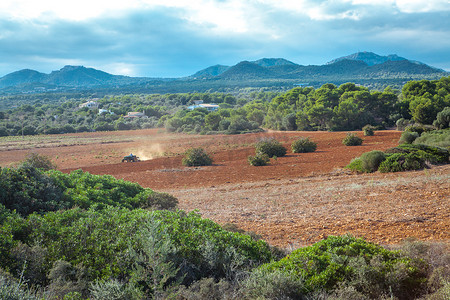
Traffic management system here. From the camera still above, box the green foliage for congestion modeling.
[378,152,425,173]
[255,138,287,158]
[413,128,450,148]
[291,137,317,153]
[259,235,427,299]
[89,280,140,300]
[345,158,364,173]
[398,144,449,164]
[241,268,306,299]
[433,106,450,129]
[247,153,270,166]
[396,118,413,131]
[20,152,56,171]
[399,131,420,144]
[362,124,375,136]
[0,274,41,300]
[342,133,363,146]
[182,148,213,166]
[359,150,386,172]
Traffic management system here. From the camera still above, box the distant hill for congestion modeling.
[190,65,230,78]
[218,61,276,79]
[327,51,408,66]
[0,52,448,94]
[251,58,297,67]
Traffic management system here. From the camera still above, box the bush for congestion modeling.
[360,150,386,172]
[144,192,178,210]
[413,129,450,148]
[405,124,436,135]
[255,138,287,158]
[345,158,364,173]
[20,152,56,171]
[396,118,412,131]
[0,274,41,300]
[247,154,270,166]
[398,144,449,164]
[399,131,420,144]
[291,137,317,153]
[362,124,375,136]
[378,152,425,173]
[342,133,363,146]
[259,235,427,299]
[433,107,450,129]
[182,148,213,167]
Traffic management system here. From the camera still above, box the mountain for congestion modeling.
[251,58,297,67]
[0,53,447,94]
[218,61,276,79]
[327,51,408,66]
[0,69,47,88]
[190,65,230,78]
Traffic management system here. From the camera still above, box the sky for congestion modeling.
[0,0,449,78]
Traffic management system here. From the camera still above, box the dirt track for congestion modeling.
[1,129,448,247]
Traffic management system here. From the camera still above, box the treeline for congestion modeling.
[0,77,449,137]
[1,157,448,299]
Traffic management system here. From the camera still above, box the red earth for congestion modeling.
[1,129,448,248]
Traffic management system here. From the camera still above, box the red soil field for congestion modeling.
[1,129,448,248]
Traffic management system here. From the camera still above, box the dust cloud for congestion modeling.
[130,143,165,161]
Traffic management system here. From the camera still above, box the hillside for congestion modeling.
[0,52,448,94]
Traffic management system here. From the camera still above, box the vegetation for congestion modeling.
[259,235,427,300]
[342,133,363,146]
[182,148,213,167]
[291,137,317,153]
[247,153,270,166]
[362,124,375,136]
[399,131,420,144]
[360,150,386,173]
[255,138,287,158]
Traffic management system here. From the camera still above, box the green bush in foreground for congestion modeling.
[182,148,213,167]
[413,128,450,148]
[255,138,287,158]
[345,157,364,173]
[378,152,425,173]
[360,150,386,172]
[259,235,427,300]
[342,133,363,146]
[291,137,317,153]
[247,153,270,166]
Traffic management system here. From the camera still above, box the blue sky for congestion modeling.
[0,0,449,77]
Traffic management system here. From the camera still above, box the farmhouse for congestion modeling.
[79,100,99,109]
[187,100,219,112]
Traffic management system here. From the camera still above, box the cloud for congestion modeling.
[0,0,449,76]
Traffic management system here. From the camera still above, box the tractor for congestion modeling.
[122,153,140,162]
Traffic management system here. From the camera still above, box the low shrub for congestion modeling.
[398,144,449,164]
[405,124,436,135]
[399,131,419,144]
[20,153,56,171]
[378,152,425,173]
[396,118,413,131]
[360,150,386,172]
[259,235,427,299]
[255,138,287,158]
[291,137,317,153]
[247,154,270,166]
[345,158,364,173]
[433,107,450,129]
[182,148,213,167]
[144,192,178,210]
[362,124,375,136]
[342,133,363,146]
[413,128,450,148]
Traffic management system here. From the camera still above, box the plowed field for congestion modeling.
[1,129,448,248]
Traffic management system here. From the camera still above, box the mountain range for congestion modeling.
[0,52,447,93]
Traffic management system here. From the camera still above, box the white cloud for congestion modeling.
[350,0,450,13]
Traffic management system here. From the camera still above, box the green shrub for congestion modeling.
[342,133,363,146]
[255,138,287,158]
[173,277,234,300]
[414,129,450,148]
[0,274,41,300]
[291,137,317,153]
[362,125,375,136]
[360,150,386,172]
[247,153,270,166]
[259,235,427,299]
[378,152,425,173]
[396,118,413,131]
[20,152,56,171]
[399,131,420,144]
[241,268,306,300]
[345,158,364,173]
[405,124,436,135]
[398,144,449,164]
[144,192,178,210]
[182,148,213,166]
